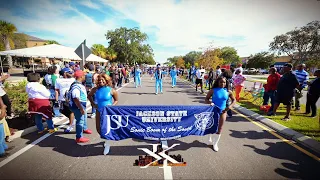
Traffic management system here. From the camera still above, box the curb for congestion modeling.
[178,77,320,155]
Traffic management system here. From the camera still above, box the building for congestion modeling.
[15,33,47,48]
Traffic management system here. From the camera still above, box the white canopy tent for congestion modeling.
[0,44,108,64]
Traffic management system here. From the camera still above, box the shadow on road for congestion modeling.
[244,142,320,179]
[229,130,278,140]
[121,92,156,95]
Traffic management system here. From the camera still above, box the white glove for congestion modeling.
[210,103,215,106]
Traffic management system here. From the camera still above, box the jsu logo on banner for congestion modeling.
[105,115,130,135]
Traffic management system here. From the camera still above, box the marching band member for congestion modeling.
[205,77,236,151]
[170,66,177,88]
[155,64,163,95]
[134,65,142,88]
[88,74,118,155]
[26,73,58,134]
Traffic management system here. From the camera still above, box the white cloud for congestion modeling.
[0,0,118,49]
[101,0,320,62]
[79,0,101,10]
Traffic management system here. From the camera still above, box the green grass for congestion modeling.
[237,91,320,142]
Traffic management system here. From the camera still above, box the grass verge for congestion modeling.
[237,91,320,142]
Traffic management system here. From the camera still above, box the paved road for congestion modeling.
[0,76,319,179]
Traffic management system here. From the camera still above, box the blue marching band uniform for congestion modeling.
[170,66,177,88]
[155,64,164,94]
[134,65,142,88]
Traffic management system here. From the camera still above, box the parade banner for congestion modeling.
[99,105,220,141]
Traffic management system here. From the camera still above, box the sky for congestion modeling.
[0,0,319,63]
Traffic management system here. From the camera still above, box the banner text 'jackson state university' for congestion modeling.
[99,105,220,141]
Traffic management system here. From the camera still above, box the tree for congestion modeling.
[176,57,185,68]
[0,20,17,67]
[196,47,223,69]
[91,44,107,59]
[167,56,182,65]
[269,20,320,66]
[106,27,154,65]
[106,47,117,61]
[246,51,275,69]
[220,46,241,65]
[183,51,202,65]
[44,40,60,45]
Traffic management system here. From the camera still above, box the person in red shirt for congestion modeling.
[263,67,280,114]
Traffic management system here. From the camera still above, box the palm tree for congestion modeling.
[44,40,60,45]
[0,20,17,67]
[91,44,107,59]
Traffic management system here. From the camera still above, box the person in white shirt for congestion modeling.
[55,68,75,133]
[195,66,205,93]
[26,73,57,134]
[216,66,222,79]
[234,64,243,75]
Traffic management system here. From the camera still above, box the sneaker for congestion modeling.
[90,113,96,118]
[155,93,158,95]
[83,129,92,134]
[76,137,89,143]
[48,128,58,134]
[38,128,48,134]
[281,117,291,121]
[64,126,74,133]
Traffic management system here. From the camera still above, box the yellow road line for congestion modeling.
[179,78,320,162]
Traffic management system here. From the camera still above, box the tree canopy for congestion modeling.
[269,20,320,66]
[44,40,60,45]
[183,51,202,65]
[220,46,241,65]
[105,27,155,65]
[196,48,223,69]
[246,51,275,69]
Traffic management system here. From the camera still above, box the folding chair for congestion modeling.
[252,87,265,105]
[243,82,263,98]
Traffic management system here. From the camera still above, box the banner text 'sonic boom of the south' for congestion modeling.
[99,105,220,141]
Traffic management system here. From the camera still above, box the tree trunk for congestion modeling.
[4,36,13,68]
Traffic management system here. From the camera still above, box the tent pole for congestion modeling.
[0,56,3,75]
[32,57,35,73]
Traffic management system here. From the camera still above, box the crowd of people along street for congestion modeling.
[0,60,319,157]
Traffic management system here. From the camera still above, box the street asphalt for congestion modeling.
[0,76,319,179]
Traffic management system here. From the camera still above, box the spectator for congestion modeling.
[264,67,281,114]
[270,63,299,121]
[293,63,309,111]
[216,66,222,79]
[0,97,8,157]
[305,70,320,118]
[68,70,92,143]
[26,73,57,134]
[195,66,204,93]
[232,69,246,102]
[55,68,75,133]
[208,68,214,90]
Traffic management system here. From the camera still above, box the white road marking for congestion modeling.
[161,140,173,180]
[0,81,131,168]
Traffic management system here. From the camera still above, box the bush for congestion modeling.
[4,80,28,116]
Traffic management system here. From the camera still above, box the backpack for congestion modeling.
[85,73,94,88]
[64,81,81,107]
